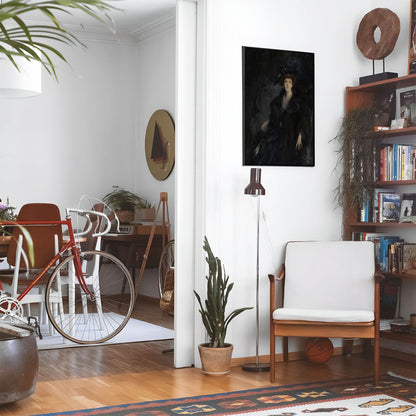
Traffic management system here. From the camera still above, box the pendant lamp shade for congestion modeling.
[0,57,41,98]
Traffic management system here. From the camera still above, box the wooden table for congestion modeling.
[102,223,170,284]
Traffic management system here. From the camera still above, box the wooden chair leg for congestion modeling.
[270,331,275,382]
[374,335,379,386]
[342,339,354,356]
[283,337,289,362]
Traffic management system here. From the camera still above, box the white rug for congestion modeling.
[36,314,174,350]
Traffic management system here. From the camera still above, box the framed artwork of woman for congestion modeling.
[242,46,315,167]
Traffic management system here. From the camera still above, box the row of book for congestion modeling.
[379,144,416,182]
[351,233,416,273]
[360,191,416,224]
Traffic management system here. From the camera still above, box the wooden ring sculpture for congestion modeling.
[356,8,400,60]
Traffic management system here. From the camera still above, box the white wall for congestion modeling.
[190,0,411,363]
[135,27,176,297]
[0,28,176,298]
[0,40,138,213]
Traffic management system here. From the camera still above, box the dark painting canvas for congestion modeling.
[243,46,315,166]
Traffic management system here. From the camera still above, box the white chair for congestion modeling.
[55,205,108,337]
[269,241,381,385]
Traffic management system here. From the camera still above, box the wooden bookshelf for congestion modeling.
[344,74,416,349]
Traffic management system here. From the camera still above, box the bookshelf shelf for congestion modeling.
[383,271,416,281]
[350,222,416,228]
[380,330,416,344]
[344,75,416,352]
[373,126,416,138]
[375,180,416,186]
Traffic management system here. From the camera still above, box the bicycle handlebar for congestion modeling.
[66,208,112,238]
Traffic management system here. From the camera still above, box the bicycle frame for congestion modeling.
[0,216,94,303]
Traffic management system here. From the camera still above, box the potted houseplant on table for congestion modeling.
[103,186,149,223]
[194,237,252,375]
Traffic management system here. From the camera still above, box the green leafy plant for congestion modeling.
[0,198,34,265]
[137,199,154,209]
[194,237,252,348]
[103,186,146,211]
[0,0,116,79]
[0,197,16,221]
[333,106,378,210]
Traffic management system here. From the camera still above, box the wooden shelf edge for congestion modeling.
[350,222,416,228]
[382,271,416,281]
[373,126,416,137]
[380,330,416,344]
[375,180,416,186]
[347,73,416,91]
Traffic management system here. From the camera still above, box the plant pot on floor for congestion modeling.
[198,343,233,376]
[0,321,39,404]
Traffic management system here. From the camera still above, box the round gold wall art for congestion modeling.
[356,8,400,60]
[145,110,175,181]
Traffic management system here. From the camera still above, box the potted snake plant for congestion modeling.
[194,237,252,375]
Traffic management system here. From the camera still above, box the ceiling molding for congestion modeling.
[128,11,176,43]
[22,9,176,46]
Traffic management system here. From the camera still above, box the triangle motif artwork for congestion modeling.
[151,121,167,164]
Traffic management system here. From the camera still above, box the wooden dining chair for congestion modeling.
[0,203,63,324]
[269,241,381,385]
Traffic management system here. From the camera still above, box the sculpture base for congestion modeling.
[359,72,398,85]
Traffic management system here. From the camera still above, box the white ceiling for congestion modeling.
[25,0,176,39]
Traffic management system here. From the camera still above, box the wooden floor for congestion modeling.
[1,300,415,416]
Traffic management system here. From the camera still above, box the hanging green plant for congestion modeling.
[333,105,378,211]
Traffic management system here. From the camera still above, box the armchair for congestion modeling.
[269,241,381,385]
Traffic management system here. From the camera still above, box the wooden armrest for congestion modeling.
[268,264,285,283]
[269,264,285,314]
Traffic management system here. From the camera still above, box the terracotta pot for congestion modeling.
[116,210,135,224]
[198,343,233,376]
[136,208,155,222]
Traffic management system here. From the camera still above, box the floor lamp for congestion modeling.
[242,168,269,372]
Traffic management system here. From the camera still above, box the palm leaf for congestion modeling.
[0,0,118,79]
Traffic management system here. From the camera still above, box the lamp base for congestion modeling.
[242,362,270,372]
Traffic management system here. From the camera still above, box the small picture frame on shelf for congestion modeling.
[399,193,416,224]
[396,86,416,127]
[390,118,406,129]
[380,192,401,223]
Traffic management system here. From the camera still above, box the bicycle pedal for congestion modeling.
[28,316,43,340]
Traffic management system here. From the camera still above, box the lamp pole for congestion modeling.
[242,168,269,372]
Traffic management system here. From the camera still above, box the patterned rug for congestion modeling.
[31,373,415,416]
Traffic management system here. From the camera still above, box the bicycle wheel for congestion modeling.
[158,240,174,297]
[45,250,135,344]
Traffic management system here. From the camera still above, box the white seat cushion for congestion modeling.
[273,307,374,323]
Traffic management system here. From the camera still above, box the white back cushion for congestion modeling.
[284,241,375,311]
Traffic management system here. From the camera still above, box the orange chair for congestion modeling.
[0,203,63,323]
[269,241,381,385]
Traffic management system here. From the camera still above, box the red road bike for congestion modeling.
[0,208,135,344]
